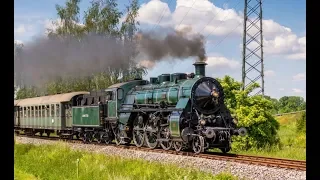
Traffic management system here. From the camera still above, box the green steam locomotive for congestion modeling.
[14,61,247,154]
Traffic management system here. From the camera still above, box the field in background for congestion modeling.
[232,112,306,160]
[14,143,240,180]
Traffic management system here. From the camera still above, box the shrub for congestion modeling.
[296,111,306,133]
[217,76,280,150]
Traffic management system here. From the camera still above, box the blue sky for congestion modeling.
[14,0,306,100]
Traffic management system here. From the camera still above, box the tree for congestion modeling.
[16,87,38,99]
[47,0,85,38]
[217,76,280,150]
[41,0,146,95]
[83,0,123,37]
[278,96,306,113]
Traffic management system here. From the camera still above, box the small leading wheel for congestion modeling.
[39,132,43,137]
[192,135,204,154]
[173,141,183,152]
[160,140,172,150]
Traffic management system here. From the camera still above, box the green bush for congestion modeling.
[217,76,280,150]
[296,111,306,133]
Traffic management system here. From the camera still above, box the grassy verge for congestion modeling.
[14,143,240,180]
[231,113,306,160]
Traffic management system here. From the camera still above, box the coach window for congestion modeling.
[23,107,26,117]
[40,106,42,117]
[26,107,29,117]
[56,104,60,117]
[46,105,49,117]
[41,105,43,117]
[50,104,55,117]
[30,107,32,117]
[19,107,22,118]
[35,106,38,117]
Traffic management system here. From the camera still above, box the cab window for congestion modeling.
[117,88,124,100]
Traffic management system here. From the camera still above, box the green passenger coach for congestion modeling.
[14,91,89,136]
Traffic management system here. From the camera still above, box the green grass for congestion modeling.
[14,143,241,180]
[231,113,306,160]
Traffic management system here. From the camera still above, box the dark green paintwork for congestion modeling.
[169,98,191,138]
[119,94,135,124]
[169,111,181,138]
[106,80,148,124]
[107,101,117,118]
[72,106,100,126]
[132,77,200,106]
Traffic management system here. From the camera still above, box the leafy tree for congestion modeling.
[217,76,280,150]
[44,0,144,94]
[83,0,123,36]
[16,87,38,99]
[278,96,306,113]
[47,0,85,38]
[264,96,280,114]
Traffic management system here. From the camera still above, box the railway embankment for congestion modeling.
[15,136,306,180]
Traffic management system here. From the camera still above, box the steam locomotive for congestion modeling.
[14,61,247,154]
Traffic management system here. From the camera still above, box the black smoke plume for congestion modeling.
[136,28,207,68]
[14,35,135,87]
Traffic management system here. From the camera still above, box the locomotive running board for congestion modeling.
[118,108,184,113]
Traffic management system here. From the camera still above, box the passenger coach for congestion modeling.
[14,91,89,136]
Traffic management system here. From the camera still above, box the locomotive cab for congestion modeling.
[105,88,124,120]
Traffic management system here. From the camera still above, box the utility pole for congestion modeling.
[241,0,264,96]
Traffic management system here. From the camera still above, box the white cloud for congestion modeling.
[137,0,305,60]
[206,56,240,70]
[292,73,306,81]
[14,40,23,45]
[292,88,303,93]
[279,88,285,91]
[264,70,276,77]
[14,24,33,35]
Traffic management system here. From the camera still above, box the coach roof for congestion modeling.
[14,91,89,106]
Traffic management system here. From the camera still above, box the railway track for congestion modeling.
[15,134,306,171]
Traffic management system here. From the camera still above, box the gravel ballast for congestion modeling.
[15,136,306,180]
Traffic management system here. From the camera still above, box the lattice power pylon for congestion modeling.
[241,0,264,96]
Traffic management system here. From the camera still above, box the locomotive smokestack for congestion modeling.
[193,61,207,77]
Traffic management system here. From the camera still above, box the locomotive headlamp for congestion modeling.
[211,88,219,98]
[199,119,206,126]
[233,118,238,125]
